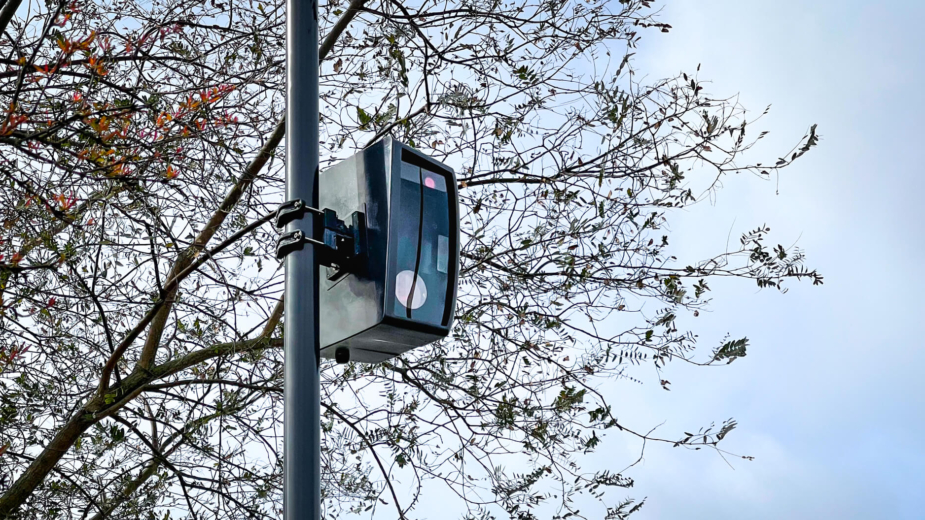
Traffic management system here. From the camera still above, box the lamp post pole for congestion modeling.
[284,0,321,517]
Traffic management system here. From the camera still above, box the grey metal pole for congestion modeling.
[284,0,320,516]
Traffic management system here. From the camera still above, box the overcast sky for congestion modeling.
[595,0,925,518]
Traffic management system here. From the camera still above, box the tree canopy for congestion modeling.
[0,0,821,518]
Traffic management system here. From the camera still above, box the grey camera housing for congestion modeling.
[317,137,459,363]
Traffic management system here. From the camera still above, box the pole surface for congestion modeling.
[284,0,320,517]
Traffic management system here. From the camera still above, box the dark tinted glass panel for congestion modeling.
[392,161,449,326]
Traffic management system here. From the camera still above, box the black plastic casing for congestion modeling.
[317,137,459,363]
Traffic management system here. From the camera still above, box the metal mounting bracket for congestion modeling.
[275,199,366,281]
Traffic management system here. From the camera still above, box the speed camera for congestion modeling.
[315,137,459,363]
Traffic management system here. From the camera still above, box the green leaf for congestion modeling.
[357,107,371,128]
[712,337,748,363]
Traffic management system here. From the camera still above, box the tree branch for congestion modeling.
[98,210,276,395]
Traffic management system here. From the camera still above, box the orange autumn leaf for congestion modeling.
[88,116,110,133]
[85,55,107,76]
[155,112,172,127]
[54,193,76,211]
[32,63,57,76]
[76,31,97,51]
[0,113,28,136]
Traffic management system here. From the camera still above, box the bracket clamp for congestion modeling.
[275,199,366,281]
[275,198,323,229]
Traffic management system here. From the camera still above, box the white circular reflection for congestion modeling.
[395,270,427,310]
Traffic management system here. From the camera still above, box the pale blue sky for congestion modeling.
[400,2,925,518]
[604,0,925,517]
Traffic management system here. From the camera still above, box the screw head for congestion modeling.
[293,200,302,209]
[293,230,303,240]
